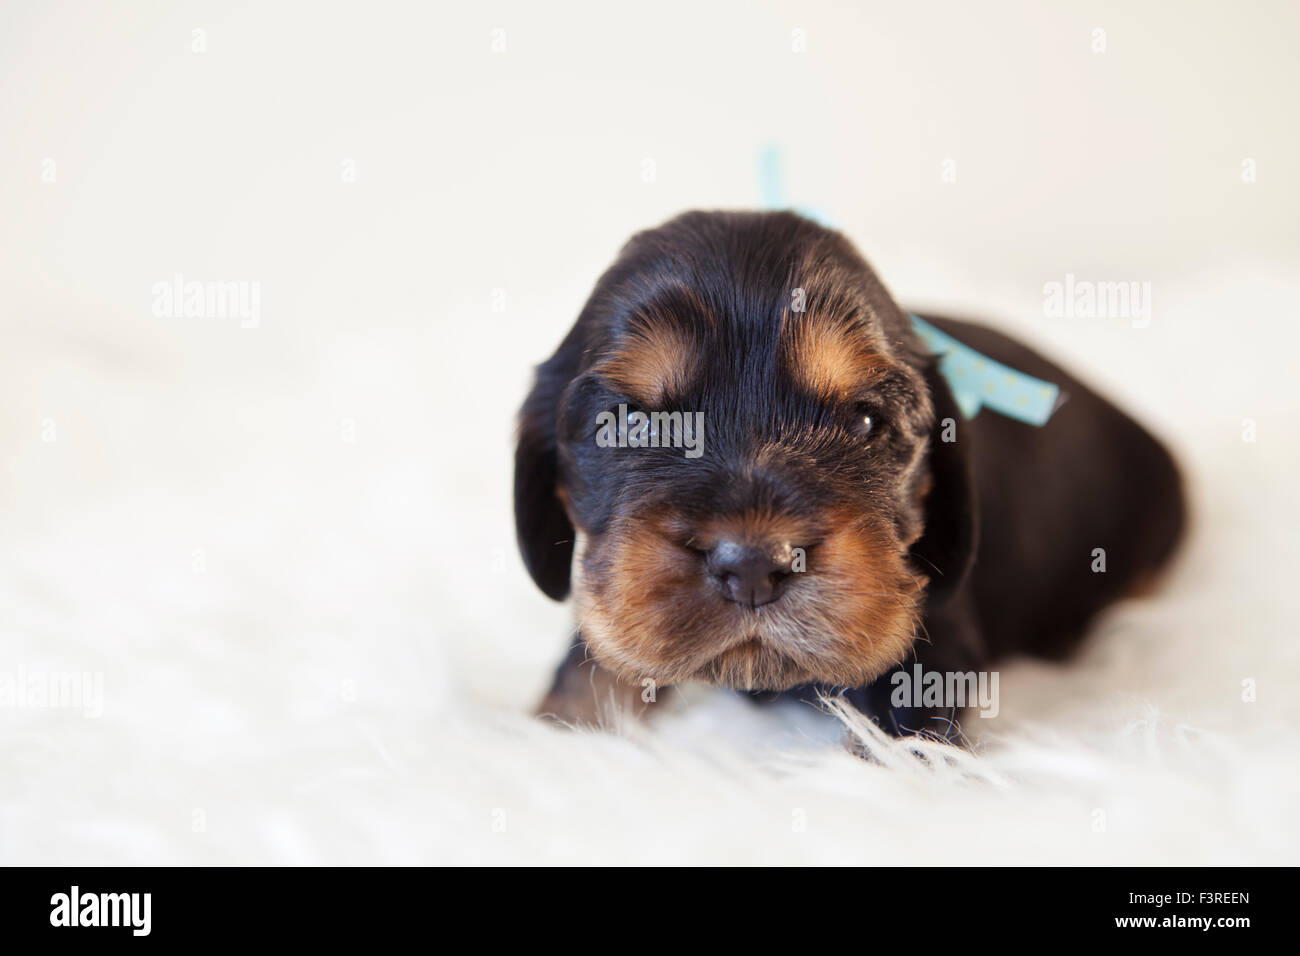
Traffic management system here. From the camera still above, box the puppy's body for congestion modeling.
[920,317,1183,662]
[826,315,1184,735]
[517,211,1184,737]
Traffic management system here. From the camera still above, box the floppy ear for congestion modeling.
[514,333,583,601]
[909,362,978,607]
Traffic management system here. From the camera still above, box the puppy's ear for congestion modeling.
[514,331,582,600]
[909,362,978,607]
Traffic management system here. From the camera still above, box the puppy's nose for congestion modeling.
[707,539,794,607]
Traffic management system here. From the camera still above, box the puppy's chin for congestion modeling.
[687,638,875,692]
[581,626,909,693]
[571,511,926,692]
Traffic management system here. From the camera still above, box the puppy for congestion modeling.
[516,211,1184,738]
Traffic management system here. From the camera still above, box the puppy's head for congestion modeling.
[516,211,974,691]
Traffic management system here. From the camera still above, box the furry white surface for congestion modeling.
[2,0,1299,865]
[4,265,1297,866]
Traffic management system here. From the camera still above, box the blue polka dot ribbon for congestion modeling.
[910,314,1063,426]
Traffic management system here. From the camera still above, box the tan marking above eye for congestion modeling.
[785,315,892,401]
[595,323,696,407]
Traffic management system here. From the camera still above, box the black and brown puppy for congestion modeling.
[516,210,1184,738]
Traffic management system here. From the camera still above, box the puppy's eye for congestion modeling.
[854,403,883,438]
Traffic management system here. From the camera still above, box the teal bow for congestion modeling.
[910,315,1062,426]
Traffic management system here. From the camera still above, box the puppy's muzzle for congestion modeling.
[705,538,796,607]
